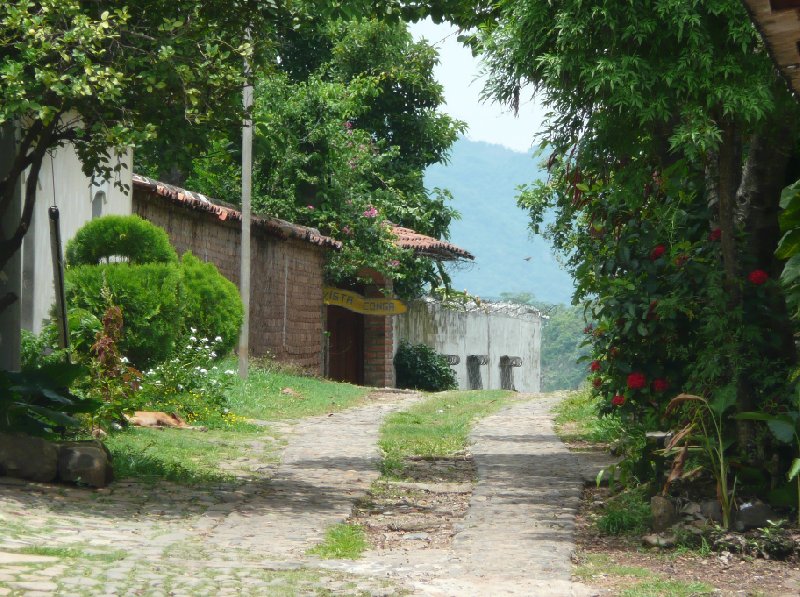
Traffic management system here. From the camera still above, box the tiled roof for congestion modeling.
[391,225,474,261]
[132,174,341,250]
[744,0,800,97]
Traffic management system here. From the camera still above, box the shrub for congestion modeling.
[180,252,243,356]
[65,215,177,265]
[394,341,457,392]
[65,262,183,367]
[596,486,652,536]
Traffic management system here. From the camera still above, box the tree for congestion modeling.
[170,18,465,297]
[412,1,800,478]
[0,0,267,314]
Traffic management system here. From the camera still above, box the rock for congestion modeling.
[650,495,677,531]
[700,499,723,523]
[0,433,58,482]
[56,444,113,488]
[642,533,677,548]
[402,532,430,541]
[681,501,702,518]
[734,500,778,531]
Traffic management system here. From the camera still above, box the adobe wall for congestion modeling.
[133,192,326,372]
[394,300,543,392]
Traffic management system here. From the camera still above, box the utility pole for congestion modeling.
[238,34,253,379]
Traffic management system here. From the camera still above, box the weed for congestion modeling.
[553,387,624,444]
[307,524,366,559]
[573,553,653,580]
[16,546,127,562]
[596,486,651,536]
[620,578,714,596]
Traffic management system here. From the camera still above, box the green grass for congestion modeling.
[15,546,127,562]
[620,579,715,596]
[105,426,271,485]
[576,554,714,596]
[223,357,370,420]
[379,390,511,478]
[596,485,652,536]
[306,524,367,559]
[552,386,624,444]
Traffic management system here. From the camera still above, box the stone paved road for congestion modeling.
[0,391,599,596]
[326,393,599,596]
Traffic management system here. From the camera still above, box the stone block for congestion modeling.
[56,444,113,488]
[0,433,58,482]
[650,495,677,532]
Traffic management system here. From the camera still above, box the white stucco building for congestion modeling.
[19,145,132,334]
[394,299,543,392]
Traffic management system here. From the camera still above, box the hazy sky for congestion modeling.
[408,19,546,154]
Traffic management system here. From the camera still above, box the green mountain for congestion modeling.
[426,138,575,305]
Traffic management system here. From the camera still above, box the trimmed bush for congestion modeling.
[394,341,457,392]
[180,252,243,355]
[66,215,177,266]
[65,263,183,367]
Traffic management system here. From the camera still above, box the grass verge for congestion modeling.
[575,554,714,596]
[379,390,511,478]
[106,426,268,485]
[552,386,623,444]
[16,545,127,562]
[224,357,370,420]
[307,524,367,559]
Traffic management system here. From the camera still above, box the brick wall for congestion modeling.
[133,191,327,372]
[362,274,395,388]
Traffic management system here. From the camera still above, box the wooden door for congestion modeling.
[327,305,364,384]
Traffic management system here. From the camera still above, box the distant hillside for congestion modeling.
[426,138,574,305]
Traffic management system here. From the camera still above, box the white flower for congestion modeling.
[199,368,207,375]
[120,356,129,363]
[210,352,217,358]
[214,336,222,342]
[191,327,197,334]
[201,337,208,343]
[224,369,235,375]
[189,336,197,342]
[178,384,184,391]
[211,366,218,371]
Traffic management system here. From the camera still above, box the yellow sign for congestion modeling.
[323,287,407,316]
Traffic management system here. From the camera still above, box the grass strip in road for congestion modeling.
[552,386,623,445]
[378,390,511,478]
[16,546,128,562]
[307,523,367,559]
[575,554,714,596]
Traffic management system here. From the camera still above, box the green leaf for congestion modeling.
[788,458,800,481]
[25,405,80,428]
[776,229,800,260]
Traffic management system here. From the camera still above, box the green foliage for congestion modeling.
[136,335,237,426]
[379,390,510,478]
[306,524,366,560]
[0,362,100,438]
[178,18,464,297]
[65,215,177,265]
[393,341,457,392]
[553,387,624,445]
[596,486,651,536]
[65,262,184,368]
[180,252,243,356]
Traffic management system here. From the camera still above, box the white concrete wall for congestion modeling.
[20,145,132,334]
[394,300,542,392]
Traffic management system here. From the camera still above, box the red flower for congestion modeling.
[609,347,619,359]
[708,228,722,242]
[652,378,669,392]
[590,360,601,372]
[627,372,647,390]
[611,395,626,407]
[748,269,769,285]
[592,377,603,388]
[583,324,594,335]
[650,244,666,260]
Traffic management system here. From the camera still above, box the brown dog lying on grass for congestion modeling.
[125,411,208,432]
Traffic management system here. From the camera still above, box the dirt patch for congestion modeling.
[350,456,474,551]
[574,486,800,596]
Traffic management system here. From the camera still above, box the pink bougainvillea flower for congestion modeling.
[627,372,647,390]
[748,269,768,285]
[590,360,601,372]
[652,378,669,392]
[388,259,400,268]
[650,244,666,260]
[363,206,379,218]
[306,205,314,210]
[611,395,626,407]
[342,225,351,235]
[708,228,722,242]
[592,377,602,388]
